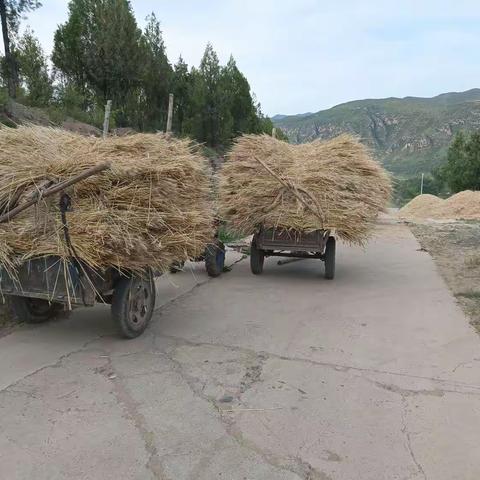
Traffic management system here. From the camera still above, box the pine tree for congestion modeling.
[138,13,172,131]
[194,43,233,147]
[53,0,144,124]
[171,56,190,135]
[221,55,257,136]
[17,28,52,107]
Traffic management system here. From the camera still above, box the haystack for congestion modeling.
[218,134,391,244]
[0,125,214,275]
[398,194,444,220]
[399,191,480,221]
[437,191,480,220]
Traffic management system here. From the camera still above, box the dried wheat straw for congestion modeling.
[218,134,391,245]
[0,125,214,275]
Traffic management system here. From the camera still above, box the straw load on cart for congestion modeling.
[218,134,392,245]
[0,125,215,276]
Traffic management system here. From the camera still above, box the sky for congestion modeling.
[22,0,480,116]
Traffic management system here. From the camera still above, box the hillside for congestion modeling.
[273,89,480,175]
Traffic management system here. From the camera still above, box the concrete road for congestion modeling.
[1,222,480,480]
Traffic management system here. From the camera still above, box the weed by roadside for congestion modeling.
[455,291,480,300]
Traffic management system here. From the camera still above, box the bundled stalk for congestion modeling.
[219,134,391,245]
[0,125,214,275]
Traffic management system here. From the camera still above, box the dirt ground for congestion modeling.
[410,221,480,333]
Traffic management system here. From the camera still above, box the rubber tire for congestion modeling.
[9,296,63,324]
[324,236,336,280]
[111,272,156,339]
[205,241,225,278]
[250,240,265,275]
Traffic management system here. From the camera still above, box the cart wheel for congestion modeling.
[111,272,156,339]
[169,260,185,274]
[250,239,265,275]
[205,240,225,278]
[9,296,63,324]
[324,236,336,280]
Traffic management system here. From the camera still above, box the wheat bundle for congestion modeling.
[0,125,214,275]
[219,134,391,244]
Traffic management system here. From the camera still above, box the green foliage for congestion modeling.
[0,0,42,96]
[0,85,7,106]
[52,0,144,124]
[136,13,172,131]
[47,81,105,128]
[2,1,41,33]
[0,0,272,149]
[177,45,266,147]
[442,131,480,192]
[274,89,480,176]
[171,55,190,134]
[181,44,232,147]
[393,173,447,206]
[221,56,257,137]
[218,225,242,244]
[16,28,52,107]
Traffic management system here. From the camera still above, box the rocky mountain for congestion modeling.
[273,89,480,175]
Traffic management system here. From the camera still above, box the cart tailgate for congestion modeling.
[257,228,328,251]
[0,257,95,306]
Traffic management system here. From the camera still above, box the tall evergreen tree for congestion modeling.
[138,13,172,131]
[187,43,233,147]
[171,55,190,134]
[0,0,41,97]
[53,0,143,124]
[17,28,52,106]
[221,55,257,137]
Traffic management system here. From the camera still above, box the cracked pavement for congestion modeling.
[1,223,480,479]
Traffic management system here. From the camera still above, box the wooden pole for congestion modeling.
[103,100,112,139]
[272,127,277,139]
[0,163,111,224]
[166,93,174,133]
[420,173,424,195]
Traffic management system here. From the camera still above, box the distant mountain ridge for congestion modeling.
[273,89,480,175]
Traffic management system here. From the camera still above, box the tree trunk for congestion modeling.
[0,0,16,98]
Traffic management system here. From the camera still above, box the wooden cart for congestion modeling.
[0,163,225,338]
[250,226,336,279]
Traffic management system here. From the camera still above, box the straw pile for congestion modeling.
[398,194,444,220]
[218,134,391,244]
[0,125,214,275]
[399,191,480,221]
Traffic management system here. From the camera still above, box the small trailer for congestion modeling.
[250,226,336,279]
[0,162,226,338]
[0,239,224,339]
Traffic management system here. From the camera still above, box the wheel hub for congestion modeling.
[128,281,151,328]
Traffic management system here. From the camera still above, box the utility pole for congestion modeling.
[103,100,112,139]
[420,173,425,195]
[166,93,174,134]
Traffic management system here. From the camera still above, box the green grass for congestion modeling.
[464,255,480,268]
[218,226,243,244]
[455,291,480,300]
